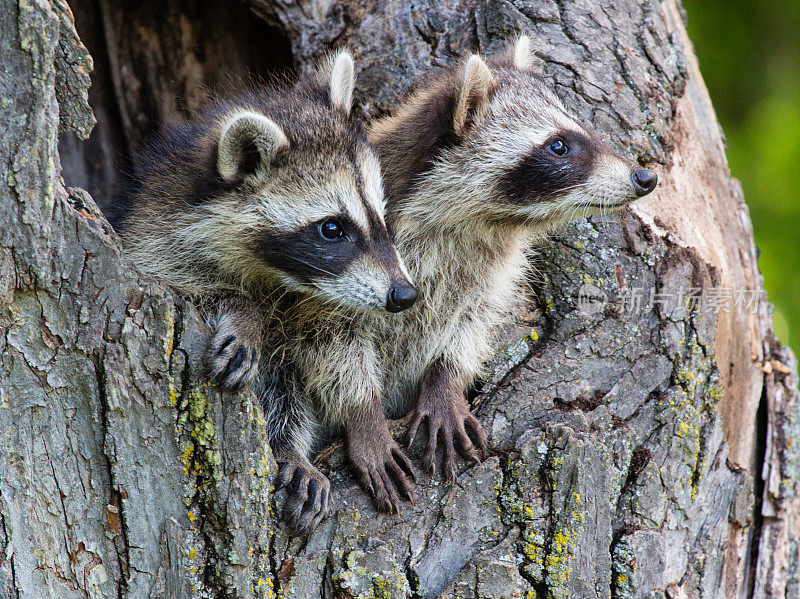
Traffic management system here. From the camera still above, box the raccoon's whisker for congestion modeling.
[323,295,347,315]
[286,256,338,278]
[541,182,588,201]
[255,284,289,311]
[564,200,582,224]
[294,290,327,311]
[257,287,292,321]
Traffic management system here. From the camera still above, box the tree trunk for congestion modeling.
[1,0,798,597]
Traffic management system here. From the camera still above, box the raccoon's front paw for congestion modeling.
[349,432,416,515]
[407,393,488,483]
[275,458,331,535]
[206,328,260,391]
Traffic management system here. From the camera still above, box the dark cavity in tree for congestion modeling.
[58,0,295,212]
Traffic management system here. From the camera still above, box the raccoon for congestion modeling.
[364,35,659,480]
[111,51,419,533]
[256,35,659,534]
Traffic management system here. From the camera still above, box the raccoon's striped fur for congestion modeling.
[365,35,657,479]
[112,51,418,534]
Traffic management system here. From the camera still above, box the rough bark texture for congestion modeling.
[1,0,798,598]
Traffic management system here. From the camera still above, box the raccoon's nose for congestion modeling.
[632,168,658,197]
[386,283,418,313]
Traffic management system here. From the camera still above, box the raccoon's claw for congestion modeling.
[349,437,416,515]
[207,332,260,391]
[407,397,487,483]
[276,459,331,535]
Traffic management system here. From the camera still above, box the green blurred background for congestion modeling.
[683,0,799,349]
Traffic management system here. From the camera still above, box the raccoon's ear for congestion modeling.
[453,54,496,137]
[511,35,534,70]
[217,111,289,183]
[328,49,355,114]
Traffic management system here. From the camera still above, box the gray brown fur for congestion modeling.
[112,51,419,534]
[366,35,657,480]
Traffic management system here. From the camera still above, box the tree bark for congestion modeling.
[1,0,798,598]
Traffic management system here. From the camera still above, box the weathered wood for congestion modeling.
[58,0,294,204]
[2,2,274,597]
[1,0,798,597]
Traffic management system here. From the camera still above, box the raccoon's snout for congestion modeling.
[632,168,658,197]
[386,282,418,313]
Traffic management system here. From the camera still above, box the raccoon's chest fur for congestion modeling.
[373,227,531,415]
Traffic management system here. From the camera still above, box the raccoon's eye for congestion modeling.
[319,218,345,240]
[548,138,569,156]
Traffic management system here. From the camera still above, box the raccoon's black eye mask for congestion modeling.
[258,215,367,281]
[499,130,599,204]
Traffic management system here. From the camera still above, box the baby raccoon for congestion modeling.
[111,51,418,533]
[367,35,658,479]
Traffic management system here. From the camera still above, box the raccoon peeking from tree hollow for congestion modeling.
[113,35,658,536]
[110,50,420,534]
[367,34,658,481]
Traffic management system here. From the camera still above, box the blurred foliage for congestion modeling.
[683,0,799,349]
